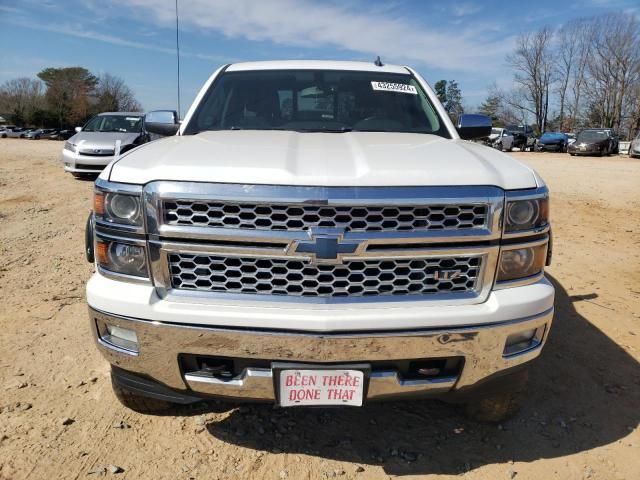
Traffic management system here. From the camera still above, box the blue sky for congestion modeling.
[1,0,638,114]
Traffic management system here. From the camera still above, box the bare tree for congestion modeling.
[493,86,533,127]
[506,27,555,133]
[555,19,594,131]
[626,83,640,138]
[565,19,595,131]
[95,74,142,113]
[586,13,640,130]
[0,78,44,125]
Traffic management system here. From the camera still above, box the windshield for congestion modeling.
[540,133,564,140]
[185,70,448,137]
[83,115,142,133]
[491,128,502,135]
[578,130,607,142]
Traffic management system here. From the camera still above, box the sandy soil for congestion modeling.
[0,139,639,480]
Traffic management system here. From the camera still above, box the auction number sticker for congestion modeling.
[279,369,364,407]
[371,81,417,94]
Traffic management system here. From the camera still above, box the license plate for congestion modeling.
[278,369,364,407]
[580,145,586,151]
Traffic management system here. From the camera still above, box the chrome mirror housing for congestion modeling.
[145,110,180,136]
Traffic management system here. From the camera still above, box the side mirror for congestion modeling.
[145,110,180,136]
[75,126,82,133]
[456,114,492,140]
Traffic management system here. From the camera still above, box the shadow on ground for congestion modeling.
[195,275,638,476]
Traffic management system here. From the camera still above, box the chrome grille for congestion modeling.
[78,148,114,157]
[163,201,488,232]
[169,254,482,297]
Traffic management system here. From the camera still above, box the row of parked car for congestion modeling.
[0,126,75,140]
[486,125,634,157]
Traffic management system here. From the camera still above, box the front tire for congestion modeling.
[111,372,175,414]
[464,370,528,423]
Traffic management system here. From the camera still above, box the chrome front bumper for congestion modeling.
[90,306,553,402]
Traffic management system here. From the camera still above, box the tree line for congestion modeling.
[0,67,141,128]
[479,12,640,138]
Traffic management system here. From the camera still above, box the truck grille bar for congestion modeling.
[163,200,488,233]
[168,253,482,298]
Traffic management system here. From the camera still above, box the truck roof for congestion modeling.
[226,60,410,74]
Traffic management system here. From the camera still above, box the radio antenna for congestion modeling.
[175,0,181,119]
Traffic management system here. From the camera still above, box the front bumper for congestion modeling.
[568,145,604,155]
[536,144,564,152]
[89,302,554,403]
[62,148,113,173]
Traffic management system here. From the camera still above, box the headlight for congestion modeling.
[94,191,143,226]
[497,243,547,282]
[64,141,76,152]
[96,238,148,277]
[504,197,549,233]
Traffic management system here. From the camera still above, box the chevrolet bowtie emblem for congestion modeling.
[293,229,360,263]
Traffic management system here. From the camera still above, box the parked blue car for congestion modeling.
[535,132,569,153]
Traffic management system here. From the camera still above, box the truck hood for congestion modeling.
[69,131,141,150]
[108,131,539,189]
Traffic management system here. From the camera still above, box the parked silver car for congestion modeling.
[61,112,149,177]
[488,127,514,151]
[630,133,640,158]
[24,128,57,139]
[2,127,29,138]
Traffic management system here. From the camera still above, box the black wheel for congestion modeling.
[497,142,503,151]
[1,134,6,138]
[464,370,528,423]
[111,371,175,414]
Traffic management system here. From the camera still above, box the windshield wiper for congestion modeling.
[198,126,354,133]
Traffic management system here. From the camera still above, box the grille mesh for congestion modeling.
[163,201,488,232]
[169,253,482,297]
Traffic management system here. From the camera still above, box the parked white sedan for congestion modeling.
[488,127,514,151]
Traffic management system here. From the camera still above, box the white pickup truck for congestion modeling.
[85,60,554,422]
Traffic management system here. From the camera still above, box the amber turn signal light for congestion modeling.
[95,239,109,265]
[94,192,105,216]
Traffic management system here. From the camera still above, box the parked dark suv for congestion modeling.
[505,124,536,152]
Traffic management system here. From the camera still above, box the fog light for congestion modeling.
[104,325,138,353]
[503,326,545,356]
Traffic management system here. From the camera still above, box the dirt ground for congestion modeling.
[0,139,639,480]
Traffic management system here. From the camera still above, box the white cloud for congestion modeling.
[3,18,232,63]
[452,2,483,17]
[113,0,515,72]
